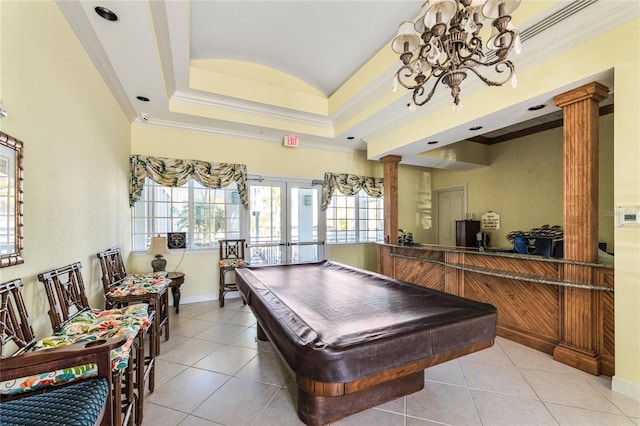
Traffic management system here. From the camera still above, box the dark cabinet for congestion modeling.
[456,220,480,248]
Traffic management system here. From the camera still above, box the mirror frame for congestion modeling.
[0,131,24,267]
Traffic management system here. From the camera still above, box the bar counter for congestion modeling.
[377,243,614,376]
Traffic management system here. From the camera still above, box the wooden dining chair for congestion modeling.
[218,239,246,307]
[37,262,153,425]
[1,277,125,426]
[97,246,170,355]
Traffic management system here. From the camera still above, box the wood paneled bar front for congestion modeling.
[377,243,615,376]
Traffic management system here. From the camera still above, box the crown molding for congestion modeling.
[133,117,358,154]
[171,90,334,130]
[56,0,137,122]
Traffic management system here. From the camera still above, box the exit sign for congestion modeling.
[283,135,299,148]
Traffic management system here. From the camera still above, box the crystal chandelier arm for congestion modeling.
[484,29,518,63]
[466,60,515,87]
[456,35,484,62]
[414,72,447,107]
[395,64,429,91]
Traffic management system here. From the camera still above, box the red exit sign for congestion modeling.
[283,135,299,148]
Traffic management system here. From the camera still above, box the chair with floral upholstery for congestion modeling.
[97,246,170,356]
[1,277,125,426]
[37,262,152,425]
[218,239,246,307]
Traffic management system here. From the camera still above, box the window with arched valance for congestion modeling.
[320,172,384,211]
[129,155,248,209]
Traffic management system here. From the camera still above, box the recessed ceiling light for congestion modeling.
[346,136,355,140]
[469,126,483,131]
[427,141,438,145]
[136,96,150,102]
[528,104,546,111]
[95,6,118,21]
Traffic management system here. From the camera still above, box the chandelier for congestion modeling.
[392,0,522,111]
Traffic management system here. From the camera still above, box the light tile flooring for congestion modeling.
[143,298,640,426]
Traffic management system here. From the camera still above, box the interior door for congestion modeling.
[437,188,464,246]
[246,181,324,265]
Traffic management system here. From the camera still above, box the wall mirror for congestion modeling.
[0,131,24,267]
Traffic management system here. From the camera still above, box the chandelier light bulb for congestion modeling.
[409,101,417,113]
[392,76,399,92]
[453,103,463,112]
[511,73,518,88]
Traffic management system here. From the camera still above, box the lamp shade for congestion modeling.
[482,0,520,19]
[147,236,169,256]
[392,21,420,54]
[423,0,457,29]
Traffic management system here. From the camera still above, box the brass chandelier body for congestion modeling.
[392,0,521,110]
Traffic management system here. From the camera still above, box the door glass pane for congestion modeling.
[249,185,283,265]
[290,187,320,263]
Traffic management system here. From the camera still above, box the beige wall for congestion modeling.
[0,2,132,337]
[426,114,614,250]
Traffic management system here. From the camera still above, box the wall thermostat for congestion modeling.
[616,207,640,227]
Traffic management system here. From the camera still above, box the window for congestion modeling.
[325,190,383,244]
[132,178,240,250]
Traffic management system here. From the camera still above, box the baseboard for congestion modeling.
[177,291,241,305]
[612,375,640,401]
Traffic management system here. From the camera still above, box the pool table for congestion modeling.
[235,261,497,425]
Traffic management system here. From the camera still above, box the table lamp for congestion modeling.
[148,236,169,272]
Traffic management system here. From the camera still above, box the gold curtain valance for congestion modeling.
[320,172,384,211]
[129,155,249,209]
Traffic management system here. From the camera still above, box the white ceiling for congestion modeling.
[190,1,422,97]
[57,0,638,168]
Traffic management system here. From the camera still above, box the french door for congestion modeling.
[245,180,325,265]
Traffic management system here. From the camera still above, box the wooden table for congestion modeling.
[166,272,185,314]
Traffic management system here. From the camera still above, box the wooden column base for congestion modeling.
[553,343,601,376]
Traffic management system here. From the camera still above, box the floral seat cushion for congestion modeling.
[0,304,149,396]
[106,272,170,297]
[219,259,245,269]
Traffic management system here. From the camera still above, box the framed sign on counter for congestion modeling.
[481,211,500,230]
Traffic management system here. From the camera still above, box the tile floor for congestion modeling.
[143,298,640,426]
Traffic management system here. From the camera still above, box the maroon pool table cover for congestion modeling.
[235,261,497,383]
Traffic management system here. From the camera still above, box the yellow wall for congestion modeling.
[397,165,434,244]
[130,125,380,179]
[0,2,132,337]
[611,19,640,399]
[427,114,614,249]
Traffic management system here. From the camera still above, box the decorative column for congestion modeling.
[553,82,609,375]
[380,155,401,245]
